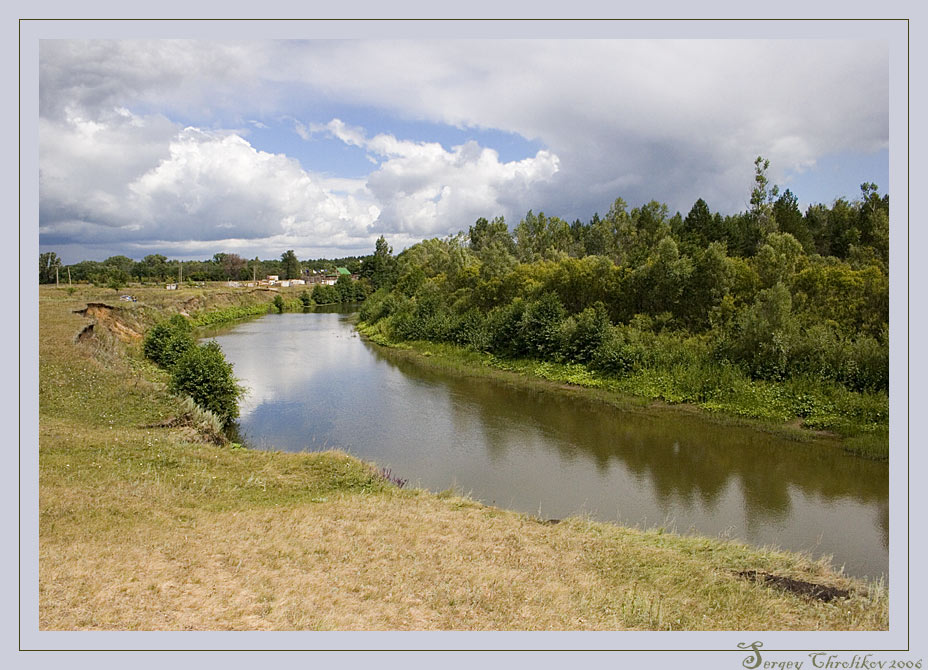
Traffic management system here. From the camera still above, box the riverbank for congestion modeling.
[356,319,888,460]
[38,284,888,630]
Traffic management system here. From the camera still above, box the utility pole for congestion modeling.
[55,264,59,287]
[179,262,183,284]
[67,267,72,285]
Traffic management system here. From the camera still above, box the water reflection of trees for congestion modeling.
[372,345,888,531]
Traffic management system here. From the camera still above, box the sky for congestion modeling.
[37,39,890,264]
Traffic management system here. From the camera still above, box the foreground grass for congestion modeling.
[39,284,888,630]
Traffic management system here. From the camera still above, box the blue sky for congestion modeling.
[245,109,547,181]
[782,148,890,211]
[38,39,889,263]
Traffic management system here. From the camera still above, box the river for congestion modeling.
[205,309,889,580]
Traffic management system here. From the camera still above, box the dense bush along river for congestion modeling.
[206,310,889,580]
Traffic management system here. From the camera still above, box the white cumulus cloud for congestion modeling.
[317,118,560,236]
[41,109,383,255]
[39,104,559,259]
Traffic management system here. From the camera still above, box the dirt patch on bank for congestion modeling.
[75,323,95,344]
[738,570,852,602]
[73,303,142,343]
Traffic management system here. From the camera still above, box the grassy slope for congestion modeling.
[38,284,887,630]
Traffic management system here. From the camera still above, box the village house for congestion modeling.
[302,268,340,286]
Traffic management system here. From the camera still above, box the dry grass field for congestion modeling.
[38,284,888,630]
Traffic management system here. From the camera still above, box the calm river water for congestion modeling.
[206,309,888,580]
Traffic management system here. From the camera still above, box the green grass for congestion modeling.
[189,302,274,327]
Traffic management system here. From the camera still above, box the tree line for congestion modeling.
[359,159,889,435]
[39,250,370,286]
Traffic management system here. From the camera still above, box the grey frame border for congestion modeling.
[19,16,911,660]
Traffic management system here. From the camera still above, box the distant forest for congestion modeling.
[39,249,368,286]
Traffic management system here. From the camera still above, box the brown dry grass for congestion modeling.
[39,485,889,631]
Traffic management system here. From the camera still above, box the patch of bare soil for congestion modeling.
[739,570,852,602]
[73,303,142,343]
[75,323,94,343]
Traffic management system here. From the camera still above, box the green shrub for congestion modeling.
[785,325,888,392]
[273,294,285,312]
[519,292,566,358]
[335,274,357,302]
[562,302,612,363]
[833,334,888,392]
[143,314,195,368]
[592,328,644,376]
[416,294,456,342]
[451,308,491,350]
[359,288,390,322]
[717,283,797,381]
[312,283,339,305]
[486,299,527,356]
[169,340,243,425]
[386,296,419,340]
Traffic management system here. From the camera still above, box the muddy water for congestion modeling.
[206,310,889,579]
